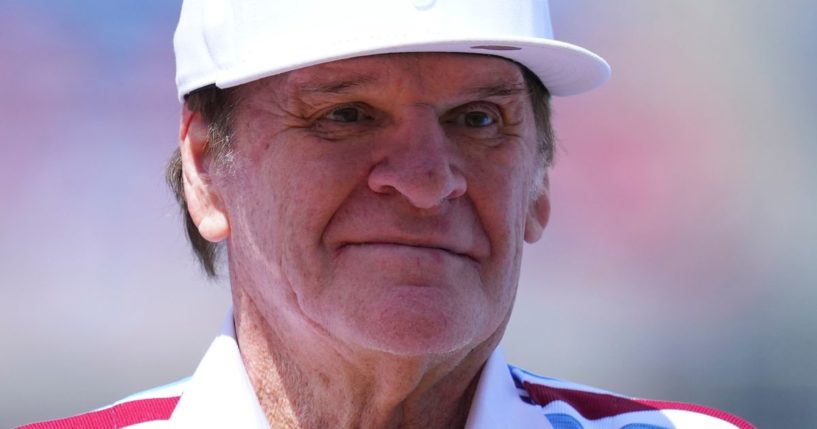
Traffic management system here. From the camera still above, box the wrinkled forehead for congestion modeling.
[238,52,531,104]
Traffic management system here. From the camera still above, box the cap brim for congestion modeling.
[200,37,609,98]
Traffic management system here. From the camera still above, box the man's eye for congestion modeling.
[325,106,367,123]
[458,110,496,128]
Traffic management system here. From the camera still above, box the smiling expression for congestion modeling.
[212,53,550,356]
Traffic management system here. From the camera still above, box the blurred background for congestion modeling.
[1,0,814,427]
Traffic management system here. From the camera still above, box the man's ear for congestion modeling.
[524,177,551,244]
[179,105,231,242]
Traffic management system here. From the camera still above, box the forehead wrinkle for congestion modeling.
[465,82,529,100]
[276,56,531,112]
[293,73,380,97]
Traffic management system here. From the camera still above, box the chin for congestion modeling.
[337,286,490,357]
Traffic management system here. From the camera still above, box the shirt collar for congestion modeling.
[169,311,548,429]
[168,310,270,429]
[464,346,552,429]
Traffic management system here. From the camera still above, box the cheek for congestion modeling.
[230,132,361,227]
[224,135,376,289]
[465,156,536,308]
[468,155,535,244]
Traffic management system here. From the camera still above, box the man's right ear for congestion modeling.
[179,105,231,242]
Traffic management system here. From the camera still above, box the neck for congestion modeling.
[232,286,499,429]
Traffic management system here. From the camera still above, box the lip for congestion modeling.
[338,241,479,263]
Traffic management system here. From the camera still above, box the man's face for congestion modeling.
[215,53,549,356]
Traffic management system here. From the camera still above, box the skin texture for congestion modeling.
[179,53,550,428]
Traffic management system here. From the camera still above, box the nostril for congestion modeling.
[368,159,466,209]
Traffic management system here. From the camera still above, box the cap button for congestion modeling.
[412,0,436,10]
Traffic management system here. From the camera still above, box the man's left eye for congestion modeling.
[457,110,497,128]
[325,106,367,123]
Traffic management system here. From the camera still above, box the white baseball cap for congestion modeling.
[174,0,610,101]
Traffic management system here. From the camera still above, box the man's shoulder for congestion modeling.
[17,379,189,429]
[507,364,754,429]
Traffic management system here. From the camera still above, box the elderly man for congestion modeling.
[22,1,753,428]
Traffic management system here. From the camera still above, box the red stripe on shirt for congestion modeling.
[523,382,754,429]
[18,396,180,429]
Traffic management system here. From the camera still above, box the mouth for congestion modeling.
[339,241,478,263]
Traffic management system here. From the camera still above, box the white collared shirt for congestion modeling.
[68,313,750,429]
[126,312,550,429]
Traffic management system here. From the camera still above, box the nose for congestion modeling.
[368,110,467,209]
